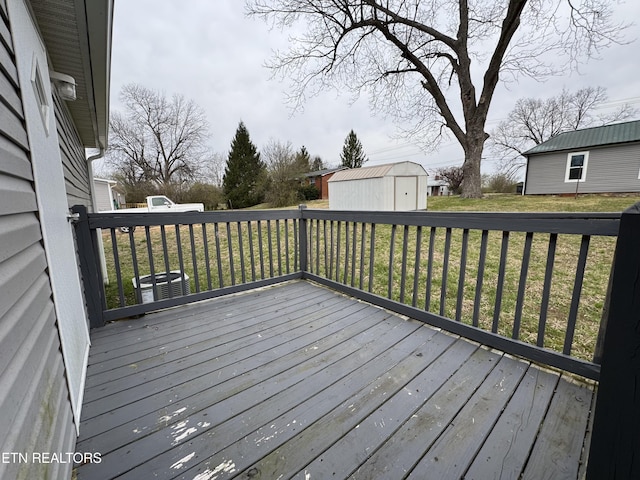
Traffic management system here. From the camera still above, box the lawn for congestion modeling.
[426,193,640,212]
[99,193,638,363]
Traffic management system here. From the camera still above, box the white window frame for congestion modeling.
[30,55,50,135]
[564,151,589,183]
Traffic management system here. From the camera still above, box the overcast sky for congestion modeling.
[106,1,640,175]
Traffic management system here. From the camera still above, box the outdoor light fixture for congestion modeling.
[49,71,77,101]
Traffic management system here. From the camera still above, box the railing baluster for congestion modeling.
[129,228,141,303]
[368,223,376,292]
[247,221,256,281]
[267,220,274,277]
[257,221,265,279]
[412,226,422,308]
[175,225,187,295]
[110,228,125,307]
[276,219,282,276]
[440,227,452,317]
[359,223,366,291]
[455,228,469,322]
[316,219,321,275]
[513,232,534,339]
[160,225,172,297]
[284,219,290,274]
[323,220,329,278]
[564,235,591,355]
[388,224,397,299]
[492,230,510,333]
[329,221,334,280]
[308,219,314,274]
[425,226,436,311]
[226,222,235,285]
[237,222,246,284]
[214,223,224,288]
[344,221,350,284]
[537,233,557,347]
[293,218,299,272]
[145,226,159,299]
[202,223,213,290]
[188,224,200,292]
[336,222,341,282]
[472,230,488,327]
[351,221,357,287]
[400,224,409,304]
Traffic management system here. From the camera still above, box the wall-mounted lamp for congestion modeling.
[49,71,77,101]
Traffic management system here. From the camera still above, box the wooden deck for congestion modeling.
[74,280,595,480]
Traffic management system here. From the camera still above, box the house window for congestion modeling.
[30,56,50,135]
[565,151,589,182]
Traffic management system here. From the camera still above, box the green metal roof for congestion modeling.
[523,120,640,156]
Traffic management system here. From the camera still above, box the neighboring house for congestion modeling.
[427,175,450,196]
[0,1,112,479]
[93,178,125,211]
[302,167,348,200]
[328,161,428,211]
[523,120,640,195]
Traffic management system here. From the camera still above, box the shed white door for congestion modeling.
[395,176,418,210]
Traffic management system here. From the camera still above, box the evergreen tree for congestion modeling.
[311,155,324,171]
[294,146,311,173]
[223,122,266,208]
[340,130,367,168]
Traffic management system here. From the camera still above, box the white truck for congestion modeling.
[113,195,204,232]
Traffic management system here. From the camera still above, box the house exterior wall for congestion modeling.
[0,2,76,479]
[525,143,640,194]
[54,90,93,210]
[320,173,335,199]
[94,180,114,211]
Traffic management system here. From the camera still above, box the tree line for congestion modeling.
[103,84,370,209]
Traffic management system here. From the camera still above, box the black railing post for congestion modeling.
[299,205,308,275]
[71,205,105,328]
[586,202,640,479]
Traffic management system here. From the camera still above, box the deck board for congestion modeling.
[74,280,595,480]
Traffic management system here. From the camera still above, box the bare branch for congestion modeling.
[247,0,630,197]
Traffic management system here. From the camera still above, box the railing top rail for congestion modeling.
[87,209,300,229]
[88,208,622,235]
[302,209,622,236]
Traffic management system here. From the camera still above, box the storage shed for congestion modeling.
[328,161,428,211]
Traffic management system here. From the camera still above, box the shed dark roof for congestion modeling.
[303,167,348,178]
[523,120,640,156]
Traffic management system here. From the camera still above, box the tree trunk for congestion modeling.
[461,136,484,198]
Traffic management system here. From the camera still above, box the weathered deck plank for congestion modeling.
[74,280,595,480]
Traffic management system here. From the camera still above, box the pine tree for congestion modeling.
[311,155,324,171]
[223,122,266,208]
[294,146,311,173]
[340,130,367,168]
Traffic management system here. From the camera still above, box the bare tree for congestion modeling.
[247,1,627,198]
[436,166,465,195]
[263,140,308,207]
[490,86,637,177]
[106,84,210,197]
[200,152,227,187]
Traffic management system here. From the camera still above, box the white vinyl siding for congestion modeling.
[0,3,76,479]
[329,161,428,211]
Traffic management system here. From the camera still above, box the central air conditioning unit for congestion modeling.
[132,271,191,304]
